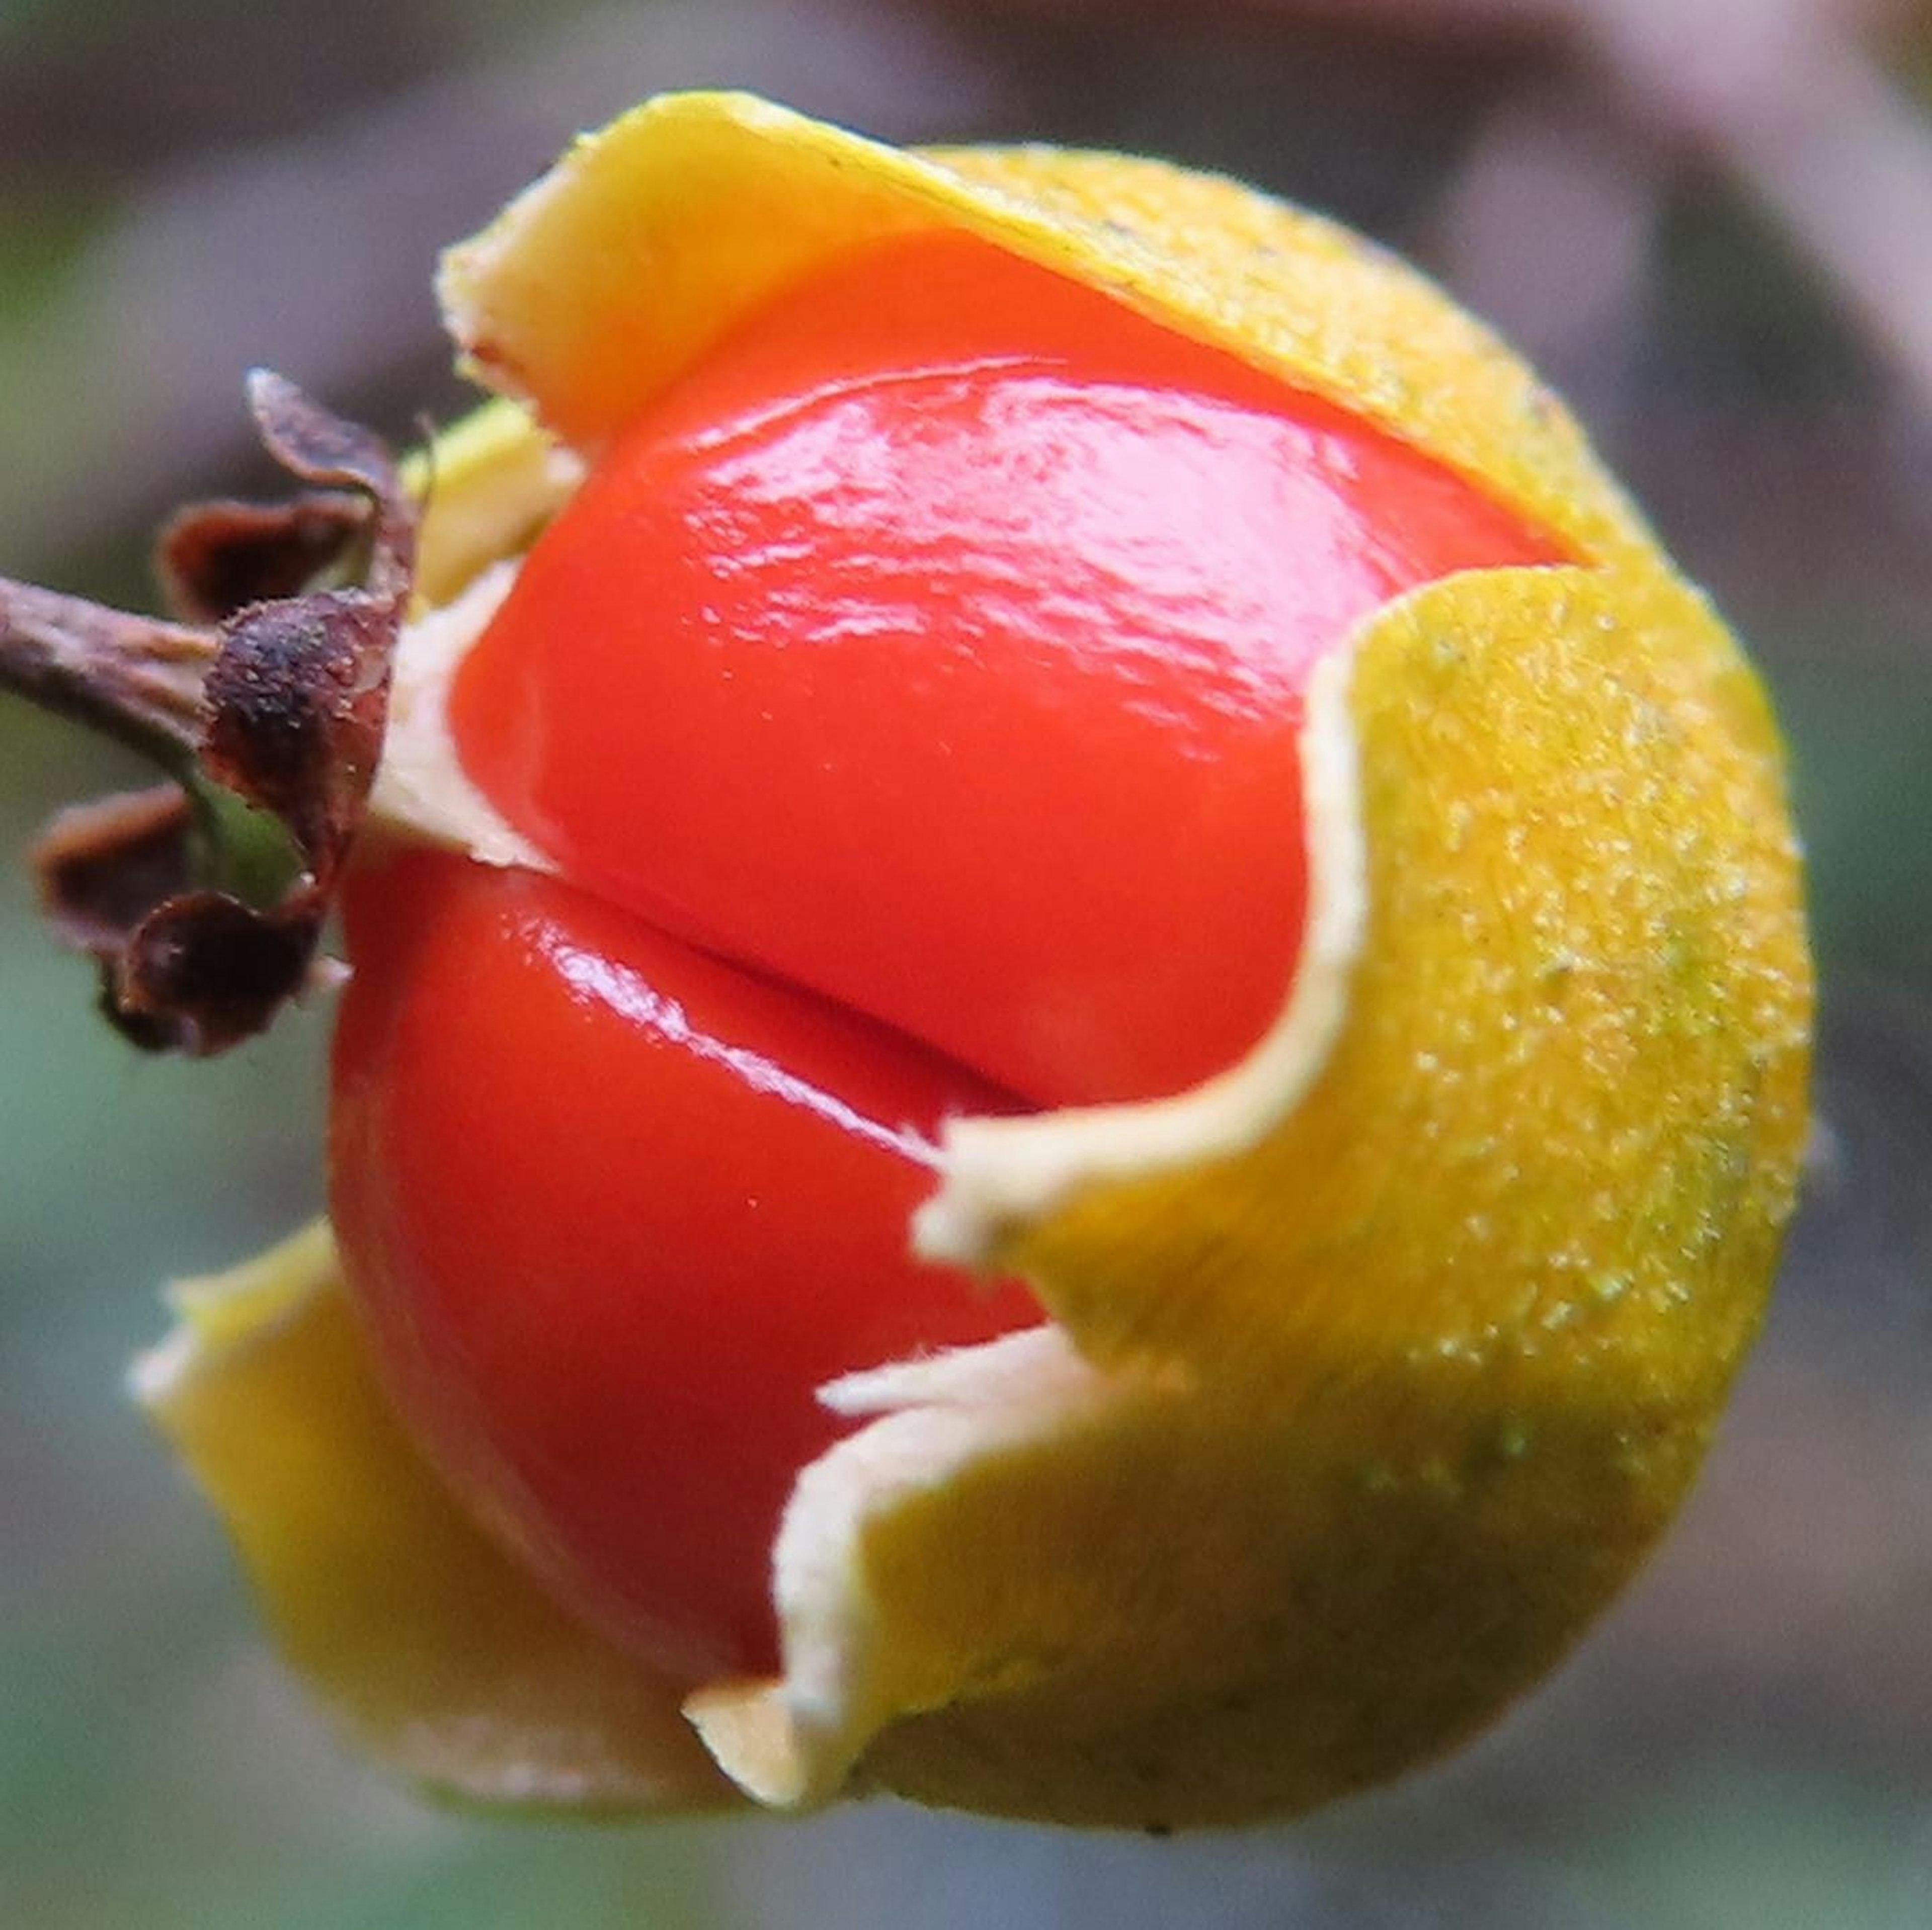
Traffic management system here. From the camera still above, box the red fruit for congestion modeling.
[331,228,1563,1684]
[331,850,1039,1683]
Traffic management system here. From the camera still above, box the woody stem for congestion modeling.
[0,575,217,776]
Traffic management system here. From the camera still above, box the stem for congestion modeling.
[0,573,299,913]
[0,575,217,776]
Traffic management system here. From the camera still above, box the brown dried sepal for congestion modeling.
[159,492,374,628]
[4,373,418,1056]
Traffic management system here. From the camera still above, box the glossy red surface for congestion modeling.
[453,229,1563,1107]
[345,229,1563,1683]
[332,850,1038,1682]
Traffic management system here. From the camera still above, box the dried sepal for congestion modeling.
[32,786,197,1052]
[196,372,415,858]
[2,373,418,1054]
[159,491,373,629]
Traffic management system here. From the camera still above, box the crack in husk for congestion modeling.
[0,373,417,1055]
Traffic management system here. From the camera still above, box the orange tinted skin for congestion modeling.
[337,230,1564,1684]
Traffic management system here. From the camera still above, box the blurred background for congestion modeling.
[3,2,1929,1925]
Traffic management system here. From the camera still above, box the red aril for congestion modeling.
[336,226,1563,1685]
[452,228,1565,1108]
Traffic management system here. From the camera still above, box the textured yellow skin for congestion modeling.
[839,567,1808,1823]
[439,95,1652,568]
[138,93,1811,1828]
[139,1226,734,1810]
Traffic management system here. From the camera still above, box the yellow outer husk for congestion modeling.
[134,1225,736,1811]
[137,92,1812,1829]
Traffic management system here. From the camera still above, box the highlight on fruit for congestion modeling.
[0,92,1812,1831]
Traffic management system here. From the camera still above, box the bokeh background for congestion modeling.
[4,3,1930,1925]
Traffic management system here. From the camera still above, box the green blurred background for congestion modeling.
[4,3,1930,1925]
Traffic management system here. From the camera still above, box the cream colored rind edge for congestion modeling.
[914,640,1367,1269]
[686,1324,1126,1807]
[368,561,553,871]
[685,638,1367,1808]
